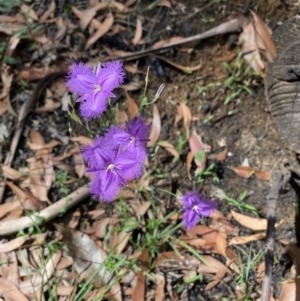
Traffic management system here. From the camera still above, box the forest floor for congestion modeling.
[0,0,300,300]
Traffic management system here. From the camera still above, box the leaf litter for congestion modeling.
[0,2,295,300]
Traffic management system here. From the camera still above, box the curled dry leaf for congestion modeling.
[278,282,296,301]
[70,135,93,145]
[73,143,86,178]
[0,200,20,219]
[0,236,27,253]
[239,21,266,75]
[34,98,61,113]
[154,273,165,301]
[209,147,228,161]
[19,250,62,297]
[231,210,281,231]
[147,104,161,147]
[155,55,202,72]
[109,230,131,255]
[177,102,192,130]
[254,169,271,180]
[1,165,24,180]
[39,0,56,22]
[132,18,142,46]
[54,224,114,286]
[228,165,254,179]
[189,129,206,172]
[125,91,138,120]
[0,278,28,301]
[251,11,276,62]
[157,141,179,158]
[228,232,266,245]
[85,13,114,49]
[132,249,149,301]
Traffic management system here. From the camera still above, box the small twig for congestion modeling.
[0,185,90,236]
[261,170,291,301]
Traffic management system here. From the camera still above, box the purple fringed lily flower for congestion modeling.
[66,61,125,119]
[181,192,217,230]
[86,146,139,202]
[82,115,149,202]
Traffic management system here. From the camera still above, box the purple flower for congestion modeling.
[181,192,217,230]
[85,146,139,202]
[108,116,149,163]
[66,61,125,119]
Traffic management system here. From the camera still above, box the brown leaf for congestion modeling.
[73,143,86,178]
[189,129,206,172]
[20,4,38,21]
[215,231,227,257]
[132,18,142,46]
[120,81,143,91]
[279,282,296,301]
[116,110,128,127]
[132,249,149,301]
[239,22,265,75]
[0,200,20,219]
[147,104,161,147]
[1,165,24,180]
[228,165,254,179]
[157,141,179,158]
[231,210,269,230]
[125,91,138,120]
[34,98,61,113]
[254,169,271,180]
[154,273,165,301]
[186,151,193,180]
[209,147,228,161]
[54,224,113,286]
[111,0,129,12]
[27,139,60,150]
[154,251,182,268]
[155,55,202,72]
[28,160,50,202]
[197,255,228,274]
[152,36,184,49]
[85,13,114,49]
[228,233,266,245]
[177,102,192,130]
[70,136,93,145]
[39,0,56,23]
[109,230,131,255]
[251,11,276,61]
[5,180,39,205]
[205,265,227,291]
[0,278,28,301]
[0,236,26,253]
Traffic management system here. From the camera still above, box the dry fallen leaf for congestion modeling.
[177,102,192,130]
[231,210,270,231]
[0,278,28,301]
[125,91,138,120]
[54,224,114,286]
[157,141,179,158]
[147,104,161,147]
[155,55,202,72]
[251,10,276,62]
[228,232,266,245]
[85,13,114,49]
[278,282,296,301]
[228,165,254,179]
[189,129,207,172]
[132,18,143,46]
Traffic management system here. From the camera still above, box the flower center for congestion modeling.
[106,163,115,173]
[93,84,102,93]
[192,205,200,214]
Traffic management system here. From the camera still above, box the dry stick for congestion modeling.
[0,185,90,236]
[0,72,67,204]
[261,170,291,301]
[106,15,250,62]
